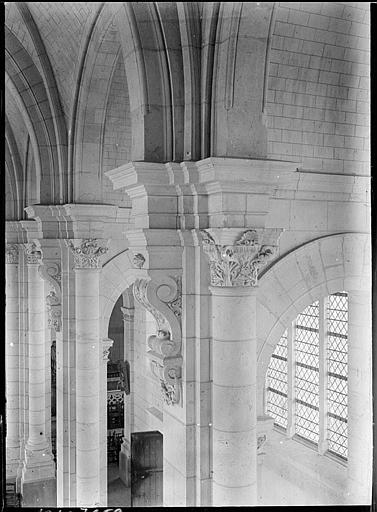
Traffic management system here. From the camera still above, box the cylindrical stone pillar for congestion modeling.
[67,238,108,508]
[119,304,134,488]
[5,244,21,479]
[210,286,257,506]
[347,289,372,504]
[22,244,55,488]
[75,267,101,506]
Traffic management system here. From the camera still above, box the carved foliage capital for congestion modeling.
[120,306,135,323]
[23,242,42,265]
[200,229,278,287]
[67,239,108,269]
[6,244,19,264]
[102,338,114,362]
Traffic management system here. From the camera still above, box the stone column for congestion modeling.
[21,243,55,506]
[5,244,22,481]
[211,286,257,505]
[100,338,113,505]
[347,289,372,504]
[119,304,134,487]
[201,229,279,506]
[67,238,108,507]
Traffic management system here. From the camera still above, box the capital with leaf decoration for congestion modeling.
[6,244,19,264]
[200,229,280,287]
[66,239,109,269]
[23,242,43,265]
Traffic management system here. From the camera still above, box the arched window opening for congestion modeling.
[266,292,348,461]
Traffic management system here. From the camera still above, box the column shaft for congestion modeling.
[56,248,76,506]
[75,268,101,507]
[5,256,21,478]
[211,286,257,506]
[21,260,55,504]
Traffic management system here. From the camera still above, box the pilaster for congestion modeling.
[347,289,372,504]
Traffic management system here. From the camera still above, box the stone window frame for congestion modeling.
[265,292,348,464]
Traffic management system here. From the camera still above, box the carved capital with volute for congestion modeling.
[6,244,19,264]
[200,229,281,287]
[66,239,109,269]
[23,242,43,265]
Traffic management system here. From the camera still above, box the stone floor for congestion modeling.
[108,462,131,507]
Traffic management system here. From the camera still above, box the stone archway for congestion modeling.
[256,232,370,412]
[255,231,372,504]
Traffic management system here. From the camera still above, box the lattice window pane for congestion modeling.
[328,416,348,458]
[266,330,288,429]
[295,402,319,443]
[327,292,348,459]
[294,301,320,444]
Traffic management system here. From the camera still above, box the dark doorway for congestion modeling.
[131,431,163,507]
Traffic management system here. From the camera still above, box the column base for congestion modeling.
[21,477,57,507]
[119,440,131,487]
[22,447,55,483]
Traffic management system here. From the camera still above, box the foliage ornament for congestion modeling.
[23,242,43,265]
[46,290,62,332]
[147,330,182,407]
[66,239,108,269]
[6,244,19,264]
[200,229,277,287]
[133,253,145,269]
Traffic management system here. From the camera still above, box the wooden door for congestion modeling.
[131,431,163,507]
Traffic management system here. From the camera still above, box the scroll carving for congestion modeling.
[66,239,108,269]
[148,330,182,406]
[39,262,61,297]
[165,276,182,319]
[133,279,168,331]
[133,278,183,406]
[6,244,19,264]
[200,229,278,287]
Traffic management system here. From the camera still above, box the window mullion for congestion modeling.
[286,320,295,438]
[318,296,328,454]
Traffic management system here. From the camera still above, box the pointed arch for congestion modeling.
[5,27,66,204]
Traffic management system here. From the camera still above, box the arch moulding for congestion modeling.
[256,232,371,415]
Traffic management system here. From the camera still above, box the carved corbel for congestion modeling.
[38,260,62,333]
[200,229,281,287]
[133,275,183,406]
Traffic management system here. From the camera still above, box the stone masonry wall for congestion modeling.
[266,2,369,175]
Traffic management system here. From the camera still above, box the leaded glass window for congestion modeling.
[266,331,288,428]
[265,292,348,461]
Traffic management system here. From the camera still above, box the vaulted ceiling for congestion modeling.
[5,2,370,220]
